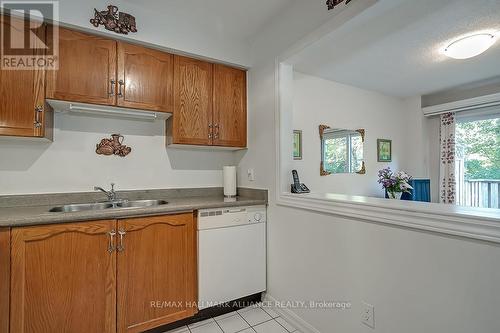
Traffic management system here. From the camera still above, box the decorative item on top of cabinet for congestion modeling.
[116,42,174,112]
[170,55,213,146]
[326,0,352,10]
[0,15,53,139]
[90,5,137,35]
[213,64,247,148]
[46,27,117,106]
[96,134,132,157]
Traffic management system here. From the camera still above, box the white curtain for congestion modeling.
[439,112,457,204]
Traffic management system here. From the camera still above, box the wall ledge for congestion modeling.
[277,193,500,244]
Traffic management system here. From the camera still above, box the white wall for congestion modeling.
[0,113,236,194]
[55,0,252,67]
[403,97,441,202]
[238,2,500,332]
[292,72,412,197]
[0,0,253,195]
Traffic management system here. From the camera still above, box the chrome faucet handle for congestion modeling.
[109,183,117,201]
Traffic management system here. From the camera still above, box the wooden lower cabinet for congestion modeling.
[8,213,197,333]
[117,214,197,333]
[10,221,117,333]
[0,228,10,333]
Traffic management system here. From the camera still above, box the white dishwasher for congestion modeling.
[198,205,266,309]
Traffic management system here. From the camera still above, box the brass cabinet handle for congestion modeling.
[118,80,124,97]
[109,79,116,97]
[208,123,213,139]
[214,123,219,139]
[117,229,126,252]
[108,230,116,253]
[34,105,43,129]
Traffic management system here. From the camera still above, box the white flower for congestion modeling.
[396,171,411,181]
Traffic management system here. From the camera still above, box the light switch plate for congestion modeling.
[362,302,375,329]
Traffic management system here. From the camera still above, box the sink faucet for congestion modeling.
[94,183,117,202]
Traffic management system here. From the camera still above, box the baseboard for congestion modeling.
[263,294,322,333]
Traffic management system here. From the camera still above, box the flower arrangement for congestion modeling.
[378,167,413,199]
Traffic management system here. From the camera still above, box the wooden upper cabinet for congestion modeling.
[213,64,247,147]
[0,15,48,138]
[10,221,117,333]
[117,214,197,333]
[117,42,173,112]
[46,27,117,106]
[172,55,213,145]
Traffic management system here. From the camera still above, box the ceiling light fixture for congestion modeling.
[444,33,497,59]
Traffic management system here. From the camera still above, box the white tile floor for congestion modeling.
[164,303,300,333]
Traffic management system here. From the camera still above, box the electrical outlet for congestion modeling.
[361,302,375,329]
[247,168,255,181]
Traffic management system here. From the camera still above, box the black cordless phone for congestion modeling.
[291,170,310,194]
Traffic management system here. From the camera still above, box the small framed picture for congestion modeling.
[377,139,392,162]
[293,130,302,160]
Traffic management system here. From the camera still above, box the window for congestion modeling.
[322,129,363,174]
[456,114,500,208]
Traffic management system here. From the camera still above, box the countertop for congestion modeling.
[0,188,268,227]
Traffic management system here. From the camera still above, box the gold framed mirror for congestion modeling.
[319,125,366,176]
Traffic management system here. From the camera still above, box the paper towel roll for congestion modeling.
[223,166,237,197]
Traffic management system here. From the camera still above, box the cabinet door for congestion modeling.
[0,15,45,137]
[10,221,117,333]
[213,64,247,147]
[117,42,173,112]
[172,55,213,145]
[0,228,9,333]
[117,214,197,333]
[45,27,117,105]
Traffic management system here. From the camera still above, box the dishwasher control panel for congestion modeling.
[246,205,267,224]
[198,205,266,230]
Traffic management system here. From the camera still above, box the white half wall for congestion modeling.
[266,204,500,333]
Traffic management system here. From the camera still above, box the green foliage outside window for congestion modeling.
[324,133,363,174]
[456,117,499,180]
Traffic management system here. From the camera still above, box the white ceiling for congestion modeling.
[122,0,293,42]
[290,0,500,98]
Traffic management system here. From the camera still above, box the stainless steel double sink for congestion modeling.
[49,199,168,213]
